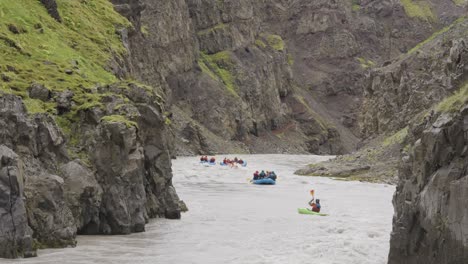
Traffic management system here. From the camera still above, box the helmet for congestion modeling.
[310,190,315,194]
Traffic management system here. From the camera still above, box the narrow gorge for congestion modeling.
[0,0,467,263]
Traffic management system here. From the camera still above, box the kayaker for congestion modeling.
[259,170,266,179]
[309,199,321,213]
[253,171,259,180]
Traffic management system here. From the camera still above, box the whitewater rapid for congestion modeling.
[7,154,395,264]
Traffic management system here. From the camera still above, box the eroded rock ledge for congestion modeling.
[0,91,181,258]
[389,109,468,263]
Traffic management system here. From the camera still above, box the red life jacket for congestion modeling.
[311,203,320,213]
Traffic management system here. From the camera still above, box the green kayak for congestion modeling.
[298,208,328,216]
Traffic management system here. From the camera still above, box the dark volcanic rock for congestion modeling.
[29,83,50,102]
[362,19,468,137]
[25,173,77,248]
[91,121,147,234]
[389,110,468,264]
[39,0,62,22]
[0,90,183,257]
[0,146,36,259]
[60,161,103,235]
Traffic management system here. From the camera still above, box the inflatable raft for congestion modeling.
[297,208,328,216]
[252,178,276,185]
[220,162,247,167]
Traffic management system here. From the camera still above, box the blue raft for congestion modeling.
[252,178,276,185]
[220,162,247,167]
[200,161,216,166]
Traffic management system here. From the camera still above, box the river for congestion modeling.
[6,154,395,264]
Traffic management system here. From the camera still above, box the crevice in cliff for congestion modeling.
[6,166,18,254]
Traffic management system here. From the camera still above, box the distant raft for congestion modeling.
[297,208,328,216]
[220,162,247,167]
[200,161,216,166]
[252,178,276,185]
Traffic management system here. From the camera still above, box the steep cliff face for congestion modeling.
[111,0,346,155]
[389,108,468,263]
[119,0,465,156]
[363,17,468,137]
[0,0,181,258]
[384,18,468,263]
[265,0,466,139]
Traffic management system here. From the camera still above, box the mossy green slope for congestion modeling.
[0,0,131,112]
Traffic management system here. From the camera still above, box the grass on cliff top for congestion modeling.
[452,0,468,6]
[197,23,227,36]
[383,127,408,147]
[101,115,138,129]
[256,34,285,52]
[400,0,436,21]
[437,82,468,113]
[407,16,467,55]
[0,0,131,110]
[199,51,239,97]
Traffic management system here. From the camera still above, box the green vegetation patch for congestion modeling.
[452,0,468,6]
[400,0,436,21]
[383,127,408,147]
[356,57,375,69]
[287,54,294,65]
[351,0,361,11]
[0,0,131,98]
[101,115,138,129]
[141,25,149,36]
[199,51,238,97]
[197,23,227,36]
[255,39,267,49]
[265,34,284,51]
[408,16,467,54]
[437,82,468,113]
[23,98,56,114]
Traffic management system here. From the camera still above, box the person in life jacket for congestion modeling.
[238,159,244,164]
[200,156,204,162]
[210,157,215,163]
[259,170,266,179]
[234,157,238,163]
[253,171,259,180]
[267,171,277,181]
[311,199,321,212]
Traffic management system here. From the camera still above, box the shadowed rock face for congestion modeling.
[389,109,468,264]
[362,19,468,138]
[384,19,468,264]
[39,0,62,22]
[110,0,465,156]
[0,83,181,258]
[0,146,35,259]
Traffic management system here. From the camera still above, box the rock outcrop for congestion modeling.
[0,82,182,257]
[389,109,468,264]
[362,17,468,138]
[0,146,35,259]
[384,17,468,264]
[115,0,465,156]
